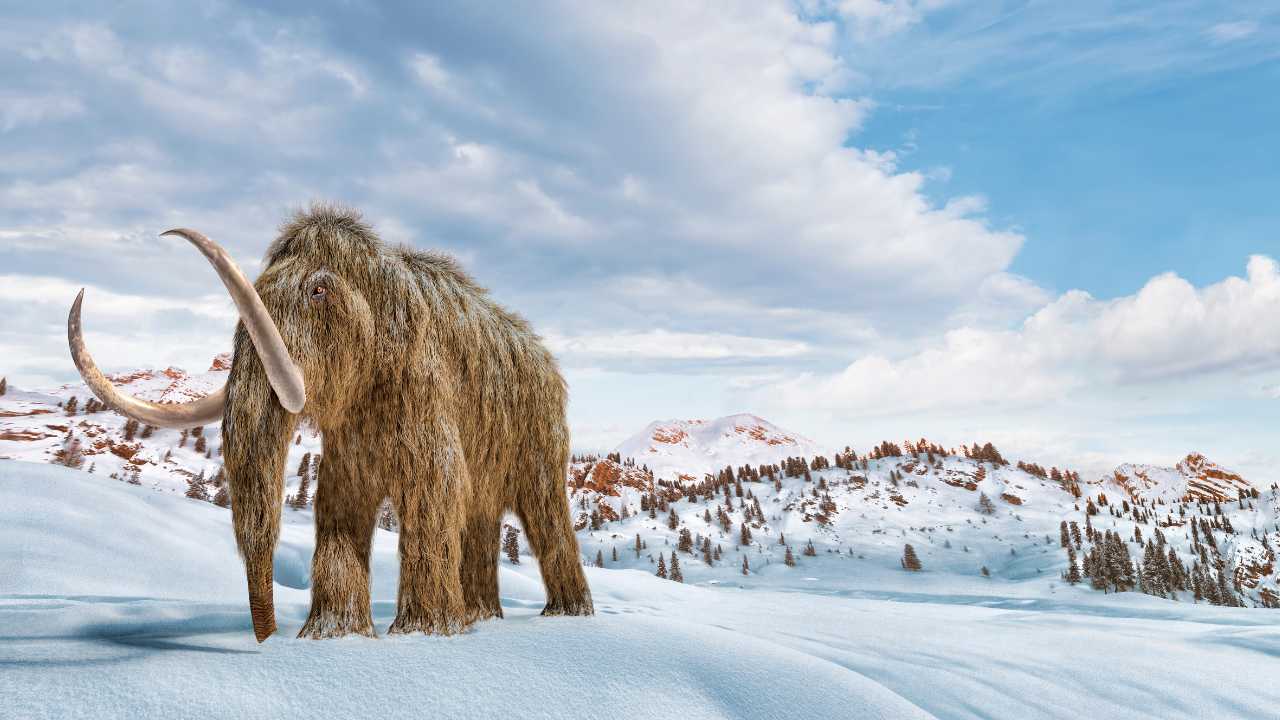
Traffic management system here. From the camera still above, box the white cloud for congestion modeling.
[0,274,239,389]
[837,0,937,40]
[409,52,452,93]
[758,256,1280,414]
[1206,21,1260,43]
[0,93,84,132]
[546,329,809,361]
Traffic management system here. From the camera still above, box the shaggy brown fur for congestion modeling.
[222,204,592,641]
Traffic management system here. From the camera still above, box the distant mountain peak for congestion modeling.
[615,414,825,480]
[1101,453,1253,503]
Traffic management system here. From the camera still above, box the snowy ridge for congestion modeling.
[1098,452,1255,504]
[614,413,827,480]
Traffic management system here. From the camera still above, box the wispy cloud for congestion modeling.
[1206,20,1260,43]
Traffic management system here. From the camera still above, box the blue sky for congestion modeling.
[1,1,1278,479]
[847,2,1280,298]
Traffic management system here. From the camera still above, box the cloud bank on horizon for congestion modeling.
[0,1,1277,479]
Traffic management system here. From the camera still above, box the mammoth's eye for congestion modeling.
[310,285,328,303]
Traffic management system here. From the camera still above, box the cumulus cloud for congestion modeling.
[0,0,1035,383]
[758,256,1280,415]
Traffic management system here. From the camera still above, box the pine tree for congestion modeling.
[656,553,668,579]
[634,533,643,558]
[212,483,230,508]
[670,554,683,583]
[803,540,817,557]
[901,544,922,571]
[981,565,990,577]
[0,377,6,395]
[977,492,995,515]
[53,431,85,469]
[1215,560,1233,607]
[741,555,749,576]
[1168,547,1185,592]
[123,419,140,442]
[503,525,521,564]
[784,545,796,567]
[297,452,312,477]
[595,550,604,568]
[64,396,78,416]
[1065,546,1082,584]
[378,502,398,532]
[1059,520,1070,548]
[740,522,752,546]
[292,470,311,510]
[194,435,207,454]
[1103,532,1135,592]
[612,546,619,562]
[678,528,693,554]
[185,474,209,502]
[141,424,155,439]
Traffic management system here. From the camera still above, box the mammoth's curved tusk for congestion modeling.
[161,228,306,414]
[68,289,226,427]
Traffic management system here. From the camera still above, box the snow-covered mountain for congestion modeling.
[1097,453,1256,504]
[613,413,827,480]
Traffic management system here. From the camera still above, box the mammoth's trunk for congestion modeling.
[223,324,299,643]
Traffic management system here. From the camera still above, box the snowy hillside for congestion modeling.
[0,356,321,503]
[570,441,1280,608]
[3,362,1279,608]
[614,413,827,480]
[5,460,1280,719]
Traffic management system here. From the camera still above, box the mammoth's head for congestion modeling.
[67,207,382,429]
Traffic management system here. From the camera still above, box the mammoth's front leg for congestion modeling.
[388,422,472,636]
[298,451,380,639]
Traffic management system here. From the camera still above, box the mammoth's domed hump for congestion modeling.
[265,202,384,269]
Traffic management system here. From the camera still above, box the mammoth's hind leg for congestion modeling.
[298,465,380,639]
[516,460,594,617]
[460,508,503,623]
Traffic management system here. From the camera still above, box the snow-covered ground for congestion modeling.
[5,460,1279,719]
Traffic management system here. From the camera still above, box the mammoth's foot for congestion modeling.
[297,608,376,639]
[463,602,504,625]
[541,595,595,617]
[387,605,473,637]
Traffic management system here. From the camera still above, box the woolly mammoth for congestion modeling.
[68,206,593,641]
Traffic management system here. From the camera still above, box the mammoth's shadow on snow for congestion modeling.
[0,596,259,667]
